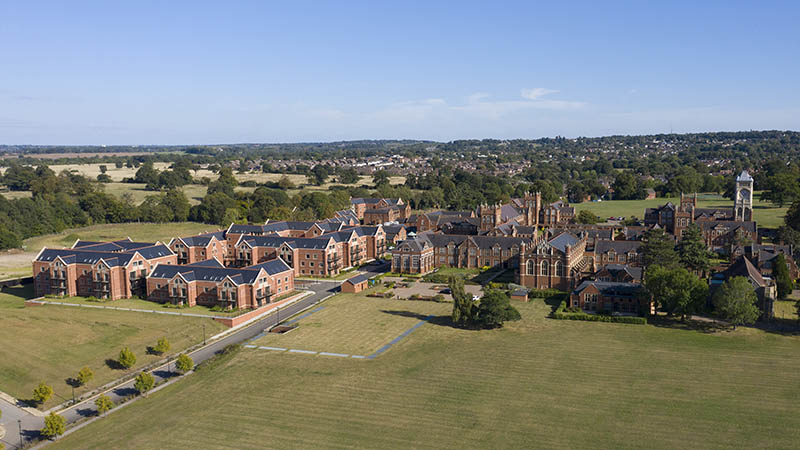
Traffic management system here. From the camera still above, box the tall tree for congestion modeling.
[475,290,521,328]
[677,224,711,274]
[642,228,678,268]
[41,412,66,440]
[449,276,473,327]
[774,253,793,300]
[712,276,760,329]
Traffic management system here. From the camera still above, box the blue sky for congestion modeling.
[1,1,799,144]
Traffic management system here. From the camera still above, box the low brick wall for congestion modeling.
[214,291,310,328]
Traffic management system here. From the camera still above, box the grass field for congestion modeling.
[0,284,224,408]
[50,298,800,449]
[574,192,788,229]
[251,291,451,356]
[0,222,214,281]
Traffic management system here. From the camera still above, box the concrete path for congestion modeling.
[3,280,341,449]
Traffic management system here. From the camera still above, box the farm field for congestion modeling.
[0,284,224,408]
[0,222,214,281]
[574,192,788,229]
[51,299,800,449]
[251,290,451,356]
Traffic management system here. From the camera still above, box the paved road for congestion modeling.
[2,280,341,449]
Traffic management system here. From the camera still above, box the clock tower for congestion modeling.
[734,170,753,222]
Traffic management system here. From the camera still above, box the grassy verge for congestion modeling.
[0,284,224,408]
[42,296,246,317]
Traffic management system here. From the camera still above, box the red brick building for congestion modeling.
[33,240,177,300]
[146,258,294,309]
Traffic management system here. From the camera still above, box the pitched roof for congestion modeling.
[548,232,579,253]
[344,273,370,285]
[573,280,643,296]
[595,264,643,281]
[595,240,642,254]
[724,256,766,287]
[737,170,753,182]
[245,258,292,275]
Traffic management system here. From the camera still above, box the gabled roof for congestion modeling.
[36,248,135,267]
[595,264,643,281]
[186,259,225,268]
[245,258,292,275]
[724,256,766,287]
[595,240,642,254]
[737,170,753,182]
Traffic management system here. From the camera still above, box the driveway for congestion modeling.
[2,281,340,449]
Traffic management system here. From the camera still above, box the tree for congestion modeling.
[449,276,473,327]
[76,366,94,386]
[152,337,170,355]
[32,382,53,404]
[95,394,115,415]
[644,265,708,320]
[337,167,360,184]
[642,228,678,268]
[712,276,760,329]
[774,253,793,300]
[786,200,800,232]
[175,353,194,373]
[475,290,521,329]
[611,171,645,200]
[277,175,296,190]
[677,224,711,274]
[118,347,136,369]
[575,210,600,224]
[307,165,331,186]
[40,412,66,439]
[99,165,108,174]
[372,170,390,187]
[115,161,124,169]
[134,371,155,396]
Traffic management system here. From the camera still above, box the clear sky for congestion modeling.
[1,1,799,145]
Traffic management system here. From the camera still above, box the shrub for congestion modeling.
[32,382,53,404]
[175,353,194,373]
[552,301,646,324]
[153,337,170,355]
[40,412,65,439]
[95,394,115,415]
[433,294,445,302]
[134,371,155,395]
[118,347,136,369]
[76,366,94,386]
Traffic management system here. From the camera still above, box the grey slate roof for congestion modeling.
[595,240,642,254]
[573,280,643,296]
[345,273,370,285]
[548,232,579,253]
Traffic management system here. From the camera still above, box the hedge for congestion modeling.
[552,301,647,325]
[528,288,567,298]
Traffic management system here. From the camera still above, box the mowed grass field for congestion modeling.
[0,284,225,408]
[0,222,214,281]
[51,299,800,449]
[574,192,788,229]
[251,291,452,356]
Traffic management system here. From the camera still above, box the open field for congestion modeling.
[50,299,800,449]
[574,192,788,229]
[0,284,224,408]
[0,163,406,204]
[251,290,451,355]
[0,151,162,159]
[0,222,214,281]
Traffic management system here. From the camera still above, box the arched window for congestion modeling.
[526,260,534,275]
[540,261,549,276]
[555,261,564,277]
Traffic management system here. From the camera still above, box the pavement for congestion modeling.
[1,279,343,449]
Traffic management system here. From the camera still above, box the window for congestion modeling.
[540,261,549,276]
[526,260,534,275]
[555,261,564,277]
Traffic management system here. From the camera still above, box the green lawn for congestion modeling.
[49,299,800,449]
[0,284,224,408]
[251,290,451,355]
[45,296,246,317]
[574,192,788,228]
[774,300,799,320]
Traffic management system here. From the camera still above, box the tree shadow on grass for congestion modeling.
[65,377,81,388]
[76,407,97,418]
[113,387,137,398]
[379,310,456,328]
[648,316,729,334]
[152,369,175,380]
[105,359,124,370]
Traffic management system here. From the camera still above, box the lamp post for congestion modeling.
[202,324,206,345]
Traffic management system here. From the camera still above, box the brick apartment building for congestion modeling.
[33,239,177,300]
[146,258,294,309]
